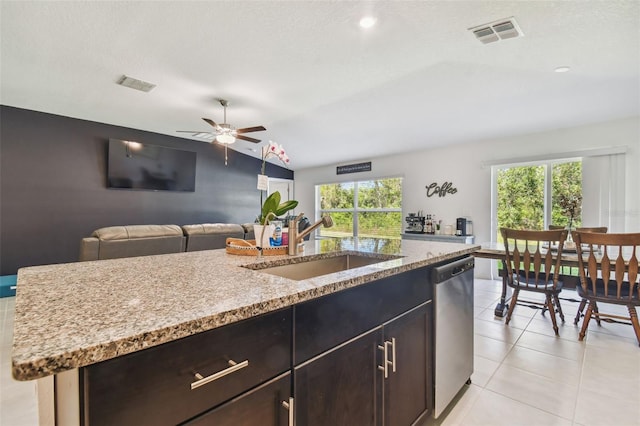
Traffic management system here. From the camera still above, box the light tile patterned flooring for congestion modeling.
[1,279,639,426]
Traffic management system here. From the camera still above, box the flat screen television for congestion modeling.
[107,139,196,191]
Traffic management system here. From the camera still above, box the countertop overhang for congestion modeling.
[12,238,479,381]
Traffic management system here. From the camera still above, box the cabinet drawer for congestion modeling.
[183,372,291,426]
[83,307,292,426]
[294,266,431,364]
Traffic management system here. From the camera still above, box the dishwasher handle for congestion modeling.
[433,256,474,284]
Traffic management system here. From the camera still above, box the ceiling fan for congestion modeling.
[178,99,266,164]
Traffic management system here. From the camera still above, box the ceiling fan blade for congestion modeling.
[236,134,261,143]
[202,118,219,129]
[236,125,266,134]
[176,130,212,133]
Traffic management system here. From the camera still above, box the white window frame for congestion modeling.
[316,177,403,238]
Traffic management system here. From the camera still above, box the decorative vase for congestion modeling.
[253,224,275,247]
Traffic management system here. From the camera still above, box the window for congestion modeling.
[317,177,402,239]
[494,159,582,240]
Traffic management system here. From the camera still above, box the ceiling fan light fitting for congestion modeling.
[216,133,236,144]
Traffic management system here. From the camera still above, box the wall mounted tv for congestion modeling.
[107,139,197,191]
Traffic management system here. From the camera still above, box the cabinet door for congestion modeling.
[383,301,432,426]
[183,372,291,426]
[294,327,382,426]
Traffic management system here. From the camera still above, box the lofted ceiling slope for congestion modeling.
[1,1,639,169]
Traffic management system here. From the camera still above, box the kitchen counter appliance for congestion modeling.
[432,255,474,418]
[405,214,425,233]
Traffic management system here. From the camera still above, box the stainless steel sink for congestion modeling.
[246,253,401,281]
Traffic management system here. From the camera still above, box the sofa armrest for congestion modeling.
[79,237,100,261]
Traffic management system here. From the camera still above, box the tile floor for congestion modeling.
[1,279,639,426]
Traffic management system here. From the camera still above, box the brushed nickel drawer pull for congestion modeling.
[190,359,249,390]
[282,397,294,426]
[378,342,392,379]
[391,337,397,373]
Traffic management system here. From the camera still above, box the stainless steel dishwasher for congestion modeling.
[432,255,474,418]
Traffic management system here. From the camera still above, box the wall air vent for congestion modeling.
[469,17,523,44]
[117,75,157,92]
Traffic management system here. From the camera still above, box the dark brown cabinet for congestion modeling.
[293,302,432,426]
[294,328,382,425]
[82,308,292,426]
[383,302,432,426]
[183,372,292,426]
[293,267,433,426]
[80,266,435,426]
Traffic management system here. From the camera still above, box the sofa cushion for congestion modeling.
[80,225,185,261]
[182,223,245,251]
[92,224,183,240]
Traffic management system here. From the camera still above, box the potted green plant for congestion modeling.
[254,191,298,247]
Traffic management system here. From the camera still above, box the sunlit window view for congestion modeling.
[496,160,582,241]
[317,178,403,239]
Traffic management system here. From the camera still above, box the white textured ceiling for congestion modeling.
[1,1,639,169]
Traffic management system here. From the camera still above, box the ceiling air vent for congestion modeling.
[117,75,156,92]
[469,17,523,44]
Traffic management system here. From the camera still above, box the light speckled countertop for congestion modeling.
[12,238,479,381]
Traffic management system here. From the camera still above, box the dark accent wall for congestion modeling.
[0,106,293,275]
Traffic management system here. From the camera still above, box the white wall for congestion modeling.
[294,116,640,278]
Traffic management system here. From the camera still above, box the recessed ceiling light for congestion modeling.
[359,16,376,29]
[555,66,571,73]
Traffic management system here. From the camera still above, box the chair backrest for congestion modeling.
[501,228,568,288]
[572,232,640,302]
[575,226,608,233]
[548,225,565,230]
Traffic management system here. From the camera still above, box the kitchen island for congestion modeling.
[12,237,479,425]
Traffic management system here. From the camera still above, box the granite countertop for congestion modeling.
[12,238,479,381]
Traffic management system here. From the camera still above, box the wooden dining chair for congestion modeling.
[501,228,569,335]
[548,225,565,230]
[575,226,608,233]
[570,227,608,324]
[572,232,640,346]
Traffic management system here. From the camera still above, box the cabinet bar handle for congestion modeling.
[378,341,394,379]
[190,359,249,390]
[282,397,294,426]
[377,343,388,378]
[391,337,397,373]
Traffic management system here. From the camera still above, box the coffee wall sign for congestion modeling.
[426,181,457,197]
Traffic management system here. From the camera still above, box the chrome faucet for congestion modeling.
[288,213,334,255]
[288,213,305,255]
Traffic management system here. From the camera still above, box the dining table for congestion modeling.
[473,242,583,317]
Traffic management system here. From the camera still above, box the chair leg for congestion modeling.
[579,301,595,341]
[574,299,587,325]
[547,294,559,336]
[593,301,601,326]
[628,306,640,347]
[505,288,519,325]
[553,293,565,322]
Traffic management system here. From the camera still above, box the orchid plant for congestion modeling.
[256,141,297,225]
[260,140,290,175]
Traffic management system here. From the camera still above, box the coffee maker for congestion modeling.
[456,217,473,236]
[456,217,467,236]
[405,214,425,233]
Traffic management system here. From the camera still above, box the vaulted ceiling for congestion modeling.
[1,1,638,169]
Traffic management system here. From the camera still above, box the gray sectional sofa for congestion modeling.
[79,223,257,261]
